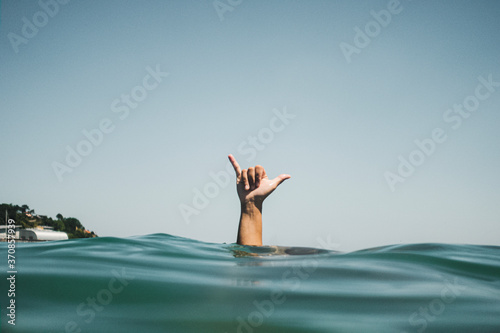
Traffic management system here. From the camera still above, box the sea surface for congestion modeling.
[1,234,499,332]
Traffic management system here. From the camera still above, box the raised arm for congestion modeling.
[228,154,291,246]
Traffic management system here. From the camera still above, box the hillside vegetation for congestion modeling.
[1,203,97,239]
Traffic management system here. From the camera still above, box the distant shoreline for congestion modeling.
[0,239,55,243]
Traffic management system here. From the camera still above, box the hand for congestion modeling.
[228,154,291,205]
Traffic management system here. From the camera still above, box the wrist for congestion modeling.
[240,200,263,214]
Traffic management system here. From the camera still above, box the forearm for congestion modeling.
[236,201,263,246]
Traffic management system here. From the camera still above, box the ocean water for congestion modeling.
[1,234,499,333]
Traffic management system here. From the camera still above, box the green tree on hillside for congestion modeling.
[1,203,97,239]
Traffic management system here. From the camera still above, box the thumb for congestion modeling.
[270,174,291,188]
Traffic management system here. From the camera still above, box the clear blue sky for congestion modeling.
[1,0,499,251]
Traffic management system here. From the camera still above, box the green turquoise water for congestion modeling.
[1,234,500,332]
